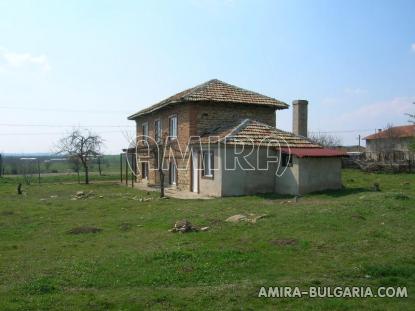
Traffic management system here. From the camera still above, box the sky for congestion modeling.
[0,0,414,154]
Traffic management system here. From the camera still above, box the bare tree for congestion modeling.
[68,155,82,184]
[309,133,342,148]
[96,156,102,176]
[405,102,415,153]
[56,129,104,184]
[405,102,415,124]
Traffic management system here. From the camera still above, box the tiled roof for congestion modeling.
[364,125,415,140]
[128,79,288,119]
[280,147,347,158]
[193,119,321,148]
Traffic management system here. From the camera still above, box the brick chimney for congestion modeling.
[292,100,308,137]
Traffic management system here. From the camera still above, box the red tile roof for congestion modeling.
[364,125,415,140]
[280,147,348,158]
[128,79,288,119]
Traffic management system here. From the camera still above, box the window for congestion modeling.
[169,161,177,185]
[154,119,162,142]
[202,151,214,178]
[169,115,177,139]
[141,162,148,179]
[281,153,292,167]
[142,122,148,141]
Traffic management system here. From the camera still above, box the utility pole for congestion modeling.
[358,134,361,150]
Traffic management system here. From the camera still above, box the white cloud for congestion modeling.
[411,43,415,52]
[0,47,50,71]
[335,97,415,129]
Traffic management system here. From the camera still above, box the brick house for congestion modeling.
[364,125,415,161]
[127,79,345,196]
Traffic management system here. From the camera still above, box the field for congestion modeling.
[0,169,414,310]
[0,155,120,176]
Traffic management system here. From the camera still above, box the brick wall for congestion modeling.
[134,103,192,190]
[132,101,277,190]
[189,101,276,136]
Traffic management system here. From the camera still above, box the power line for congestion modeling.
[0,123,134,128]
[0,130,132,136]
[0,106,133,114]
[309,128,375,134]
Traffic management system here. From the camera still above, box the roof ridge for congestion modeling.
[180,79,218,101]
[128,79,288,119]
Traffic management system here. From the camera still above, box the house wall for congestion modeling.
[190,102,276,136]
[214,146,342,196]
[298,157,342,194]
[132,101,278,191]
[134,103,192,190]
[366,137,412,153]
[366,137,414,161]
[198,145,222,197]
[275,157,300,195]
[221,146,278,196]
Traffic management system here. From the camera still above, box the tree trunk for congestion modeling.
[84,163,89,184]
[157,147,165,198]
[159,169,165,198]
[98,157,102,176]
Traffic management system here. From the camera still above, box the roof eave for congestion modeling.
[128,100,288,120]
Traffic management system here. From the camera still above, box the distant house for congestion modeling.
[127,79,345,196]
[364,125,415,161]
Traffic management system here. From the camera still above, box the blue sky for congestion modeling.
[0,0,414,153]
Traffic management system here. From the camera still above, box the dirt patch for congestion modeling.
[352,214,366,220]
[225,214,267,224]
[0,211,14,216]
[179,266,194,273]
[67,226,102,234]
[206,218,223,226]
[119,222,132,231]
[270,239,298,246]
[71,191,96,200]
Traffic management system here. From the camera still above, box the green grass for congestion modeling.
[4,171,120,184]
[0,169,414,310]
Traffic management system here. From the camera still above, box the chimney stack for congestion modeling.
[292,100,308,137]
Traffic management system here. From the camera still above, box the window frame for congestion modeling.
[154,119,162,143]
[168,114,178,140]
[202,151,214,179]
[142,122,149,141]
[169,161,177,185]
[281,153,293,167]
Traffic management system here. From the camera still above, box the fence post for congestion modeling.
[131,154,134,188]
[125,153,128,185]
[37,159,41,184]
[120,153,123,183]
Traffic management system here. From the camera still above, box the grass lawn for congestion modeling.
[0,169,414,310]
